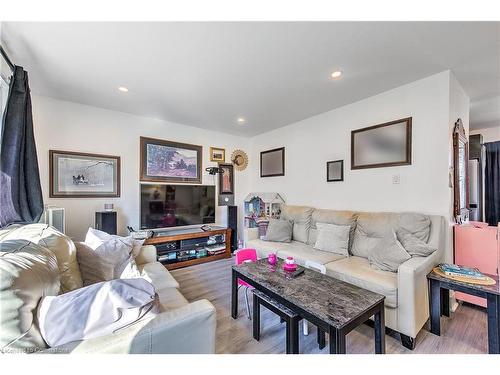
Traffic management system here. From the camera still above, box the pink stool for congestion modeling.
[235,248,257,319]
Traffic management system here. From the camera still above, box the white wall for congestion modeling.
[32,95,251,241]
[249,71,467,261]
[470,126,500,143]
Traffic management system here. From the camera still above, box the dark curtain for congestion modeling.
[485,141,500,226]
[0,66,43,226]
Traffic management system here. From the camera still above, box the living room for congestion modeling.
[1,1,500,372]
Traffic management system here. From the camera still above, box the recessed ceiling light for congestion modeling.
[330,70,343,79]
[118,86,129,92]
[236,117,246,125]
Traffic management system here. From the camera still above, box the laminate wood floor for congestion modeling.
[171,257,489,354]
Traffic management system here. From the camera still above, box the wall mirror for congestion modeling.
[453,118,469,221]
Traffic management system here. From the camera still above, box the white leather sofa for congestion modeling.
[0,224,216,354]
[245,206,445,349]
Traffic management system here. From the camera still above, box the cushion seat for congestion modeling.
[247,239,346,265]
[324,256,398,308]
[157,287,188,311]
[138,262,179,289]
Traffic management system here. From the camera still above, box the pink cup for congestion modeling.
[268,253,277,265]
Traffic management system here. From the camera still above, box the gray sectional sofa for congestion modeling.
[244,205,445,349]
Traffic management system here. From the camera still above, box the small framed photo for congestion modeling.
[218,163,234,195]
[327,160,344,182]
[210,147,226,162]
[260,147,285,177]
[49,150,120,198]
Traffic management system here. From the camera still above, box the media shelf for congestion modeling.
[144,227,232,270]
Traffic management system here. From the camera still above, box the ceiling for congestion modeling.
[2,22,499,135]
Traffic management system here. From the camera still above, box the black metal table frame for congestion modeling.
[428,276,500,354]
[232,267,386,354]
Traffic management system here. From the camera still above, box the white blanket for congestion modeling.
[37,278,159,347]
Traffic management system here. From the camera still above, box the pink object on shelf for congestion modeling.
[454,223,500,308]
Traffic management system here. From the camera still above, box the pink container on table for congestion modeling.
[283,256,297,272]
[268,252,277,265]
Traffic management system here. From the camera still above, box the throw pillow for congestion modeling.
[369,231,411,272]
[77,228,143,286]
[313,223,350,256]
[37,278,159,347]
[396,228,437,257]
[263,219,293,243]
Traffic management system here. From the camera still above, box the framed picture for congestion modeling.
[351,117,412,170]
[49,150,120,198]
[260,147,285,177]
[218,163,234,195]
[140,137,202,184]
[210,147,225,162]
[327,160,344,182]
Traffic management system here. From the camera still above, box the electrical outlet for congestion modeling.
[392,174,400,184]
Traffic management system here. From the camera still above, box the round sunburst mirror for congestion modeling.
[231,149,248,171]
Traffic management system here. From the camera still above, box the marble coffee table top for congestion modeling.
[233,258,385,329]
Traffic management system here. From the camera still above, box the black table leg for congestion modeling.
[329,326,346,354]
[429,278,441,336]
[374,303,386,354]
[440,288,450,317]
[231,269,238,319]
[286,316,300,354]
[253,293,260,341]
[317,327,326,349]
[487,294,500,354]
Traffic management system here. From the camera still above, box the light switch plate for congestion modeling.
[392,174,400,184]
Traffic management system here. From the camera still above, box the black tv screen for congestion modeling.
[140,184,216,229]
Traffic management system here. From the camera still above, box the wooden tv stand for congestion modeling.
[144,226,232,270]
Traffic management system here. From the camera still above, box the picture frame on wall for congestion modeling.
[218,163,234,195]
[351,117,412,170]
[140,136,202,184]
[49,150,120,198]
[260,147,285,177]
[210,147,225,162]
[327,160,344,182]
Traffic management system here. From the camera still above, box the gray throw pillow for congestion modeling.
[369,231,411,273]
[313,223,350,256]
[263,219,293,243]
[396,228,437,257]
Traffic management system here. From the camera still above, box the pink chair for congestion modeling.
[235,248,257,319]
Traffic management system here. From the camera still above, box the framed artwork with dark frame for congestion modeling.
[218,163,234,195]
[351,117,412,170]
[49,150,120,198]
[260,147,285,177]
[327,160,344,182]
[140,136,202,184]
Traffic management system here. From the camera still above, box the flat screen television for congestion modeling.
[140,184,216,229]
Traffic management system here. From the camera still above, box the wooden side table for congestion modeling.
[427,270,500,354]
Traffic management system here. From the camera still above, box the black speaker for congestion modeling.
[95,211,117,235]
[226,205,238,252]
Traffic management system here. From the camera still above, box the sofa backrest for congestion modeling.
[280,205,443,259]
[0,224,83,293]
[0,240,60,353]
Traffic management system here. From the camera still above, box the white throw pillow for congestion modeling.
[37,278,159,347]
[78,228,144,286]
[313,223,350,256]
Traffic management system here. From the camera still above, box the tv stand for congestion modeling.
[144,226,232,270]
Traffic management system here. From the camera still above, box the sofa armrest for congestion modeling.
[397,250,443,338]
[244,228,259,244]
[135,245,157,265]
[43,299,216,354]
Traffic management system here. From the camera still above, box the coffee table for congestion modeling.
[231,259,386,354]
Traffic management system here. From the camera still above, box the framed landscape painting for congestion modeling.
[351,117,412,170]
[49,150,120,198]
[140,137,202,183]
